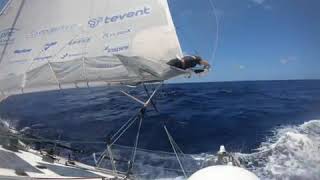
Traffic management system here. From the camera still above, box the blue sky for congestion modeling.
[169,0,320,82]
[1,0,319,82]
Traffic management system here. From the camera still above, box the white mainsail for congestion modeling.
[0,0,184,96]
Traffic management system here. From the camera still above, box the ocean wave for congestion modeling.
[128,119,320,179]
[239,119,320,180]
[1,117,320,179]
[0,117,17,131]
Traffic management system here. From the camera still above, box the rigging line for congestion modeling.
[96,147,109,168]
[110,116,139,146]
[143,83,159,112]
[130,113,143,164]
[0,0,25,64]
[172,137,186,157]
[111,109,141,141]
[0,133,106,144]
[111,83,163,141]
[0,0,11,15]
[208,0,220,62]
[164,125,187,178]
[134,165,195,174]
[106,144,118,176]
[0,132,197,165]
[0,131,191,156]
[121,90,145,106]
[110,116,135,141]
[112,143,193,156]
[144,82,162,107]
[125,113,144,178]
[168,129,185,157]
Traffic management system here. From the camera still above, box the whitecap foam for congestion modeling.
[150,119,320,180]
[240,120,320,180]
[94,120,320,179]
[2,116,319,180]
[0,117,17,133]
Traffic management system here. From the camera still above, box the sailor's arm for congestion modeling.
[200,60,211,69]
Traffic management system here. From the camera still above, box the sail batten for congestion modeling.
[0,0,184,96]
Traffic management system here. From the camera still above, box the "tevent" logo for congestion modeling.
[88,6,151,28]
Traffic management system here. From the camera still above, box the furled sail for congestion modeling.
[0,0,184,96]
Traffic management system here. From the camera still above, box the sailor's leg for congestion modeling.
[167,58,183,69]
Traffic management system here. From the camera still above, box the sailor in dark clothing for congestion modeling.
[167,55,210,73]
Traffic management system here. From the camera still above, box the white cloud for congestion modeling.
[280,59,289,65]
[251,0,265,5]
[249,0,272,11]
[263,5,272,10]
[280,56,297,65]
[239,65,246,70]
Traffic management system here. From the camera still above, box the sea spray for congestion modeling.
[240,120,320,180]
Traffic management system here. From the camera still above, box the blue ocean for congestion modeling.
[1,80,320,180]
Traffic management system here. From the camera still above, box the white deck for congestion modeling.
[0,145,128,180]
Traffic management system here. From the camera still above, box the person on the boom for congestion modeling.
[167,55,211,73]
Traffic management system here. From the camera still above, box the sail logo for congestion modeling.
[68,37,91,46]
[14,49,32,54]
[61,53,68,59]
[88,6,152,28]
[29,24,79,38]
[61,52,88,59]
[96,64,122,69]
[88,17,103,29]
[103,29,132,39]
[44,41,57,51]
[104,45,129,54]
[0,28,18,45]
[34,56,52,61]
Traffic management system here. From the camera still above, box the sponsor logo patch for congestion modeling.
[103,29,132,39]
[44,41,57,51]
[0,28,18,45]
[88,6,151,28]
[68,37,91,46]
[33,56,52,61]
[104,45,129,54]
[14,49,32,54]
[29,24,79,38]
[61,52,88,59]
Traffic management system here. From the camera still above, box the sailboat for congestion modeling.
[0,0,259,179]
